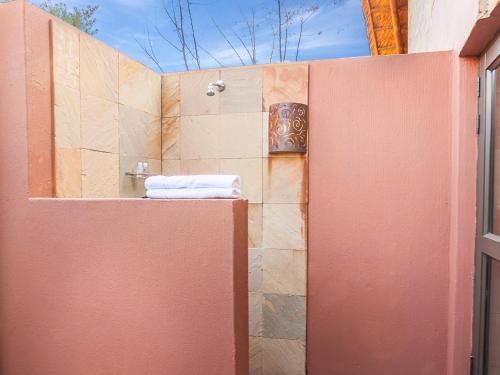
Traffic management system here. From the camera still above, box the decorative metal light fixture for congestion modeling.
[269,102,308,154]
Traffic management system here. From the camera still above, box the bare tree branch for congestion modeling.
[295,20,304,61]
[241,8,257,64]
[198,43,225,68]
[295,5,319,61]
[177,0,190,70]
[231,28,255,64]
[161,0,190,70]
[186,0,201,69]
[155,25,182,52]
[212,17,246,66]
[283,8,289,61]
[277,0,283,61]
[137,0,327,72]
[270,26,277,63]
[135,28,164,73]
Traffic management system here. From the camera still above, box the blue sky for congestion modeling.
[32,0,370,72]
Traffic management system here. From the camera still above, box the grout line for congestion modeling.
[160,75,163,172]
[81,148,116,155]
[251,336,307,343]
[77,31,83,199]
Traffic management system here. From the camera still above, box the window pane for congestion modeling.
[488,258,500,374]
[491,68,500,234]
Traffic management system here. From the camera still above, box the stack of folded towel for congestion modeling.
[144,175,241,199]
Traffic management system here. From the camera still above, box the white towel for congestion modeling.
[145,175,240,190]
[146,188,241,199]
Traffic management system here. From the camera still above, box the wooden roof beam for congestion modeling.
[389,0,403,53]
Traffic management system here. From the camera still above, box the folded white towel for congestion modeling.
[145,175,240,190]
[146,188,241,199]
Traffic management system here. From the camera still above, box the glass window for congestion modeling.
[491,67,500,234]
[487,258,500,374]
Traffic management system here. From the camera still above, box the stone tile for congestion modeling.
[263,64,308,111]
[263,157,307,203]
[55,148,81,198]
[162,117,180,160]
[181,113,261,159]
[262,204,307,250]
[81,95,119,153]
[220,158,262,203]
[180,70,220,116]
[248,204,263,249]
[81,150,119,198]
[148,159,162,176]
[162,160,181,176]
[262,249,306,296]
[262,112,269,157]
[80,33,118,102]
[262,338,305,375]
[54,83,81,149]
[119,54,161,116]
[262,294,306,340]
[180,115,219,160]
[180,159,220,175]
[51,20,79,89]
[217,113,262,159]
[249,248,263,292]
[120,105,161,159]
[249,292,263,336]
[220,67,262,114]
[249,336,263,375]
[120,156,161,198]
[162,73,180,117]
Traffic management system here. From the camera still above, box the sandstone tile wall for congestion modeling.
[53,21,310,371]
[161,64,309,375]
[52,21,161,198]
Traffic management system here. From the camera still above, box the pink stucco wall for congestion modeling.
[446,56,477,375]
[25,2,55,197]
[0,2,248,374]
[308,52,477,375]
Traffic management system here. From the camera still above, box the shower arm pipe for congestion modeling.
[209,80,225,91]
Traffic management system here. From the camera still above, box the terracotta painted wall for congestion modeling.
[51,19,162,198]
[15,4,308,373]
[161,65,309,374]
[0,2,248,374]
[307,52,477,375]
[25,4,55,197]
[447,55,477,375]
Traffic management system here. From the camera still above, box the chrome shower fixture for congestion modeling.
[207,80,225,96]
[125,161,151,179]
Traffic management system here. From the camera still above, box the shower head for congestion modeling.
[207,86,216,96]
[207,80,225,96]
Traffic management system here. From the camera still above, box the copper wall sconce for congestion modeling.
[269,102,308,154]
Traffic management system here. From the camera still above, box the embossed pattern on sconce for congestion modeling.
[269,102,308,154]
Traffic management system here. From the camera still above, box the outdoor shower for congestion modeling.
[206,80,225,96]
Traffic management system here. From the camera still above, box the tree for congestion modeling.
[39,0,99,35]
[140,0,346,71]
